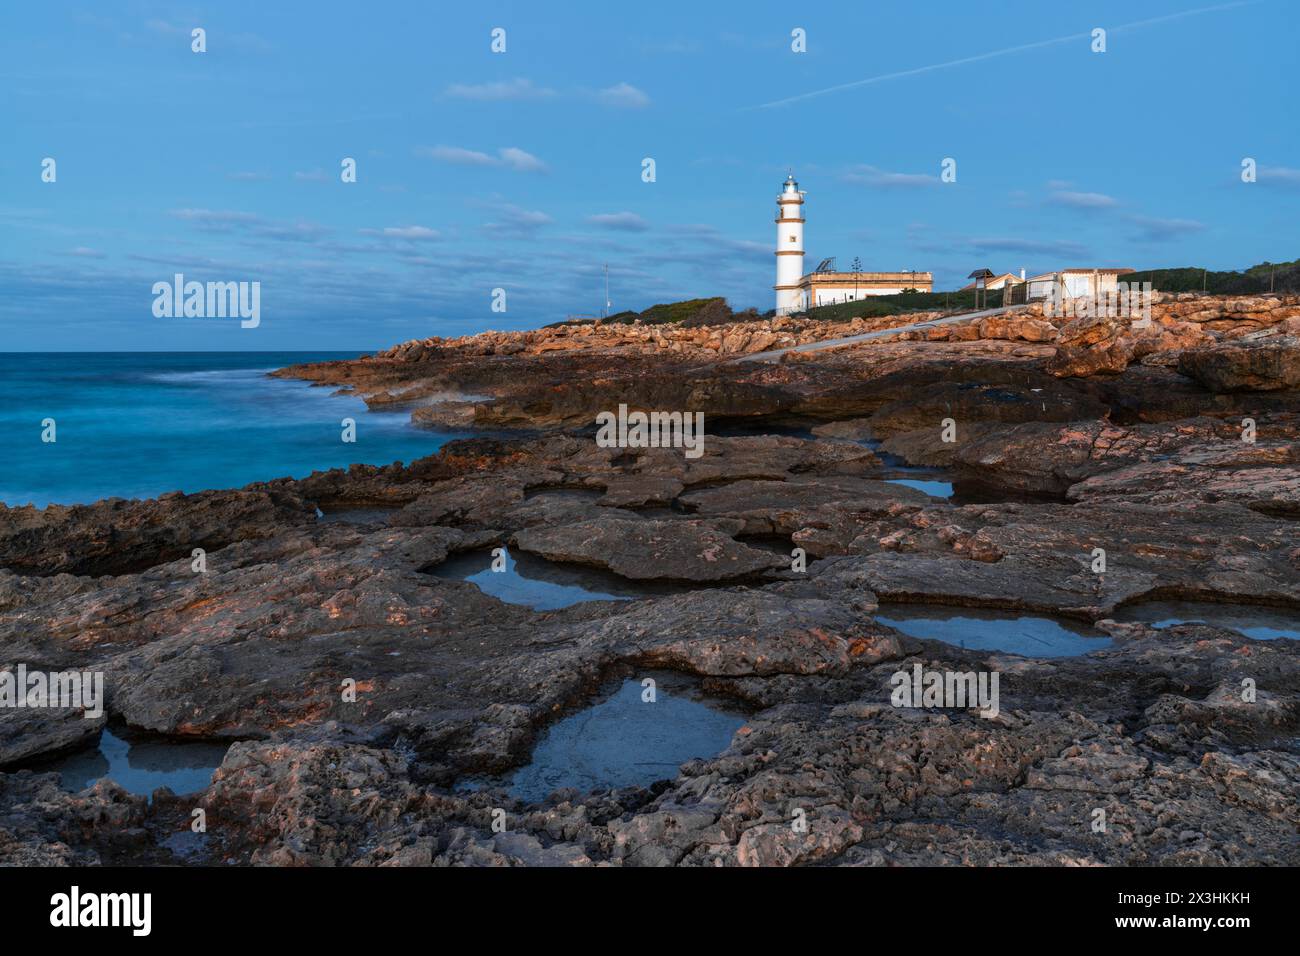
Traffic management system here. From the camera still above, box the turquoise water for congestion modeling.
[0,353,469,507]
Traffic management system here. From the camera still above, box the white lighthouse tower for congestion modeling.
[774,174,805,315]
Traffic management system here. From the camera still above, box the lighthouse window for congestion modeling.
[788,235,796,243]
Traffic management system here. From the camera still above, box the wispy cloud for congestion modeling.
[417,145,547,172]
[168,208,330,244]
[360,225,440,241]
[594,82,651,109]
[968,237,1091,258]
[843,165,939,188]
[1049,190,1119,209]
[444,78,557,101]
[168,208,261,230]
[1126,215,1206,241]
[1258,165,1300,188]
[481,202,553,237]
[586,212,649,232]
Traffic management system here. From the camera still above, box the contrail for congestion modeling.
[751,0,1262,110]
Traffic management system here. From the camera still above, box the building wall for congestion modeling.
[1027,272,1124,300]
[811,286,910,306]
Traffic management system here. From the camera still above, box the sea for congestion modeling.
[0,352,470,508]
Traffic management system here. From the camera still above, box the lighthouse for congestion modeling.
[774,174,805,316]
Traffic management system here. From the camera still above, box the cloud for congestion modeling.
[168,208,262,231]
[250,221,330,243]
[417,145,547,172]
[418,145,497,167]
[144,19,271,52]
[481,203,553,236]
[293,169,329,182]
[228,171,271,182]
[595,83,651,109]
[497,147,547,172]
[586,212,649,232]
[168,208,330,244]
[1049,190,1119,209]
[1126,215,1206,241]
[361,225,440,241]
[967,237,1091,259]
[1258,165,1300,188]
[66,247,106,259]
[444,78,556,101]
[843,165,939,188]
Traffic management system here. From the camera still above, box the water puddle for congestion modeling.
[428,546,679,610]
[1113,601,1298,641]
[32,728,229,801]
[463,671,747,803]
[876,605,1113,658]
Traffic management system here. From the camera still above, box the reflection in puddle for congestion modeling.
[35,729,229,801]
[464,672,747,803]
[316,506,398,524]
[429,547,679,610]
[876,605,1112,658]
[1114,602,1298,641]
[886,478,954,498]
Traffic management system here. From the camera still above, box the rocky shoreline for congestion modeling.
[2,292,1298,866]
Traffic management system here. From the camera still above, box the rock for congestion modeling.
[1177,335,1300,391]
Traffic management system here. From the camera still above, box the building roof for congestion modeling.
[1025,268,1136,281]
[799,270,933,283]
[959,272,1021,290]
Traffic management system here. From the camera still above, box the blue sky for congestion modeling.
[2,0,1296,350]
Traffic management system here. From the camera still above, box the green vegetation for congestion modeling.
[1128,259,1299,295]
[547,297,743,329]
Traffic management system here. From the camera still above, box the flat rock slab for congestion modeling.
[0,708,105,767]
[681,476,932,519]
[513,516,787,582]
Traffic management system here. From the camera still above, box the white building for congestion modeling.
[1025,268,1136,300]
[773,174,932,315]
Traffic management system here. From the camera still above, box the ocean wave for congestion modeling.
[144,368,279,384]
